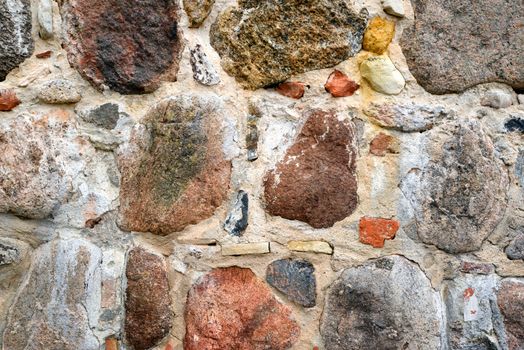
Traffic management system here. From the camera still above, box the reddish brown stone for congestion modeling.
[0,90,21,111]
[60,0,184,94]
[324,70,360,97]
[36,50,52,59]
[264,111,358,228]
[359,217,399,248]
[459,261,495,275]
[276,82,306,99]
[118,95,232,234]
[105,338,118,350]
[497,280,524,350]
[184,267,300,350]
[369,132,398,156]
[125,247,173,350]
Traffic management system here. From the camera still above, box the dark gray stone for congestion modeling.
[506,233,524,260]
[81,103,121,129]
[223,190,248,236]
[266,258,316,308]
[505,117,524,133]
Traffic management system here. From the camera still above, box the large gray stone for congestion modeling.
[400,0,524,94]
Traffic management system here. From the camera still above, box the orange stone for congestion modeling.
[0,90,21,111]
[324,70,359,97]
[276,81,307,99]
[359,217,399,248]
[369,132,398,156]
[105,338,118,350]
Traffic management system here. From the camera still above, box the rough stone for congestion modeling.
[324,70,359,97]
[359,217,399,248]
[505,233,524,260]
[118,95,232,234]
[264,110,358,228]
[460,261,495,275]
[3,239,102,350]
[320,256,442,349]
[481,89,514,109]
[363,101,448,132]
[382,0,404,17]
[246,114,259,161]
[400,120,508,253]
[276,82,307,99]
[360,55,405,95]
[0,238,21,266]
[79,103,121,129]
[38,79,82,104]
[210,0,368,89]
[125,247,173,350]
[517,149,524,187]
[0,0,33,81]
[183,0,215,28]
[60,0,184,94]
[400,0,524,94]
[363,17,395,54]
[105,338,118,350]
[184,267,300,350]
[369,132,398,156]
[221,242,270,256]
[505,117,524,133]
[266,258,316,307]
[224,190,249,236]
[37,0,54,39]
[189,44,220,86]
[497,280,524,350]
[0,89,21,111]
[287,241,333,255]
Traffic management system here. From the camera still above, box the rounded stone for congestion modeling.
[360,55,405,95]
[497,279,524,350]
[362,17,395,55]
[38,79,82,104]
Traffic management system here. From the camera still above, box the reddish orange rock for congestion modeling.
[36,50,52,59]
[276,81,307,99]
[105,337,118,350]
[184,267,300,350]
[369,132,398,156]
[359,217,399,248]
[324,70,359,97]
[0,90,21,111]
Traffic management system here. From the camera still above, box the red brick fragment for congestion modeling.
[36,50,52,58]
[276,81,307,99]
[460,261,494,275]
[359,217,399,248]
[324,70,359,97]
[0,90,21,111]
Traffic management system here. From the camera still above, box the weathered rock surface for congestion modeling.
[369,132,398,156]
[184,0,215,28]
[184,267,300,350]
[190,44,220,86]
[0,90,21,111]
[0,0,33,81]
[0,238,22,266]
[324,70,359,97]
[360,55,405,95]
[3,239,102,350]
[362,17,395,54]
[320,256,442,349]
[246,114,259,161]
[400,0,524,94]
[79,103,121,129]
[481,89,514,109]
[400,120,508,253]
[359,217,399,248]
[38,79,82,104]
[497,279,524,350]
[266,258,316,307]
[505,117,524,133]
[264,110,358,228]
[224,190,249,236]
[210,0,368,89]
[118,95,232,234]
[506,233,524,260]
[125,247,172,350]
[60,0,184,94]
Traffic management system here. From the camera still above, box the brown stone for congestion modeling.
[183,0,215,28]
[118,95,232,234]
[125,247,173,350]
[276,82,306,99]
[105,338,118,350]
[36,50,52,59]
[363,17,395,54]
[497,280,524,350]
[459,261,495,275]
[60,0,184,94]
[359,217,399,248]
[0,90,20,111]
[184,267,300,350]
[369,132,398,156]
[264,110,358,228]
[324,70,360,97]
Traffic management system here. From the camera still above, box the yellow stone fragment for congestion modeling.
[363,17,396,54]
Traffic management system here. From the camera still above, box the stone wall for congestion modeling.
[0,0,523,349]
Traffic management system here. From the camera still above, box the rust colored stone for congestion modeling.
[85,216,102,228]
[359,217,399,248]
[0,90,21,111]
[459,261,495,275]
[105,338,118,350]
[369,132,398,156]
[324,70,360,97]
[363,16,395,54]
[497,280,524,350]
[125,247,173,350]
[264,110,358,228]
[36,50,52,59]
[184,267,300,350]
[276,82,306,99]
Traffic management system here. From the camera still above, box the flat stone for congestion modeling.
[38,79,82,104]
[287,240,333,255]
[210,0,368,89]
[60,0,184,94]
[183,0,215,28]
[189,44,220,86]
[184,267,300,349]
[363,17,395,55]
[0,0,33,81]
[0,89,21,111]
[359,217,399,248]
[505,233,524,260]
[223,190,249,236]
[118,95,232,234]
[460,261,495,275]
[505,117,524,133]
[320,256,442,349]
[324,70,359,97]
[37,0,53,39]
[382,0,404,17]
[369,132,398,156]
[360,55,405,95]
[79,103,120,129]
[363,101,448,132]
[400,0,524,94]
[481,89,514,109]
[264,110,358,228]
[125,247,173,350]
[266,258,316,307]
[221,242,269,256]
[516,149,524,187]
[3,239,102,350]
[276,82,307,99]
[400,120,508,253]
[497,279,524,350]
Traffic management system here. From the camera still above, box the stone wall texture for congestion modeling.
[0,0,523,349]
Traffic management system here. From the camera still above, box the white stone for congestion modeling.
[518,94,524,104]
[480,89,513,109]
[382,0,405,17]
[287,240,333,255]
[37,0,53,39]
[221,242,270,256]
[38,79,82,104]
[361,55,405,95]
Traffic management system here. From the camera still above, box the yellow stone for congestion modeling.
[287,240,333,255]
[363,17,396,54]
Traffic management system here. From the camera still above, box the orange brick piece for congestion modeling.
[359,217,399,248]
